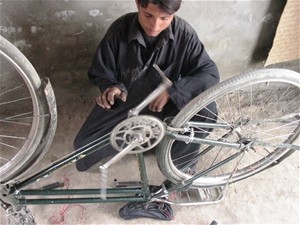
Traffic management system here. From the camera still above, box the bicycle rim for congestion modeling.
[0,36,46,182]
[157,69,300,187]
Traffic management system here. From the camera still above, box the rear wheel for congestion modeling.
[157,69,300,187]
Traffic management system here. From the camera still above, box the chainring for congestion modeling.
[110,115,165,154]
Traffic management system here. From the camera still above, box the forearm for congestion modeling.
[168,60,219,109]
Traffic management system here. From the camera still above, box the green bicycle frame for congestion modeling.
[2,120,245,207]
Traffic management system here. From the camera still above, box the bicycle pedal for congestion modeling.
[166,187,224,206]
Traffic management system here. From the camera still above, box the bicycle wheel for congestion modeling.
[0,35,47,182]
[157,69,300,188]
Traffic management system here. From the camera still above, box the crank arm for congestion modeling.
[99,139,139,199]
[99,139,139,170]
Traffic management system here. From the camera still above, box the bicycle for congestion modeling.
[0,34,299,224]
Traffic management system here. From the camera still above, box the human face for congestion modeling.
[136,2,174,37]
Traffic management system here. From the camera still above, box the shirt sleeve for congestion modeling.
[87,36,127,94]
[168,38,220,109]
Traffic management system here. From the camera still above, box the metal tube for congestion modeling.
[166,132,241,149]
[187,121,231,129]
[17,196,146,205]
[17,188,143,196]
[137,153,151,200]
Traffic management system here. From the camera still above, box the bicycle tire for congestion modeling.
[157,68,300,188]
[0,35,46,182]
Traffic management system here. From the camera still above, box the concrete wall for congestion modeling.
[0,0,286,80]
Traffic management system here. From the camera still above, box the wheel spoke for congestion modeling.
[0,97,32,106]
[0,83,25,97]
[0,141,19,150]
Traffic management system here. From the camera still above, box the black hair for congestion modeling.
[137,0,182,14]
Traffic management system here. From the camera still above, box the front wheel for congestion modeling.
[0,35,47,182]
[157,69,300,188]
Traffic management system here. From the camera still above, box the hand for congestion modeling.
[148,90,170,112]
[96,87,127,109]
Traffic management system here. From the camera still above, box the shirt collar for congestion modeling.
[128,13,174,47]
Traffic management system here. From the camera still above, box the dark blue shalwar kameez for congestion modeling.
[74,13,220,171]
